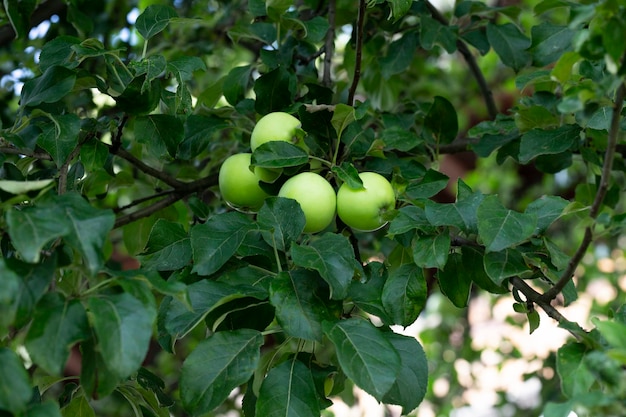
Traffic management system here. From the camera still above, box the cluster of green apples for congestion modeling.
[218,112,396,233]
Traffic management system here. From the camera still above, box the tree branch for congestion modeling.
[347,0,366,105]
[322,0,335,87]
[424,0,498,119]
[542,82,626,301]
[107,145,184,189]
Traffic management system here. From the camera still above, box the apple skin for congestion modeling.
[218,153,270,212]
[278,172,336,233]
[250,112,303,151]
[336,172,396,232]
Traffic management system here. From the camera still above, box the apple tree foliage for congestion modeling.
[1,0,626,416]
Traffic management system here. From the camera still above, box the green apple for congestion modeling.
[250,112,303,151]
[278,172,336,233]
[336,172,396,232]
[218,153,269,212]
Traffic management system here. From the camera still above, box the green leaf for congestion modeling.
[380,31,419,78]
[0,347,32,414]
[257,197,306,252]
[530,22,575,66]
[483,248,530,285]
[462,247,508,294]
[39,36,81,71]
[4,0,36,39]
[388,0,413,21]
[25,293,89,376]
[438,252,472,308]
[420,14,458,53]
[114,75,161,115]
[37,113,81,167]
[331,162,364,190]
[331,103,356,140]
[135,5,178,40]
[88,293,156,382]
[178,114,230,160]
[424,181,484,234]
[349,262,392,323]
[223,65,252,106]
[138,219,192,271]
[412,232,450,270]
[256,358,321,417]
[388,205,431,235]
[130,55,168,90]
[6,204,70,263]
[593,319,626,350]
[135,115,185,158]
[518,125,580,164]
[382,264,427,327]
[542,401,574,417]
[159,280,245,345]
[254,66,296,114]
[557,342,595,398]
[381,333,428,414]
[0,260,21,335]
[181,329,263,415]
[191,211,256,276]
[486,22,531,72]
[8,257,56,328]
[291,233,364,299]
[0,179,53,194]
[271,270,333,341]
[61,394,95,417]
[56,193,116,275]
[380,125,422,152]
[251,141,309,168]
[477,195,537,252]
[324,318,400,401]
[20,65,77,107]
[80,140,109,171]
[525,196,569,234]
[424,96,458,144]
[167,56,206,82]
[405,169,449,200]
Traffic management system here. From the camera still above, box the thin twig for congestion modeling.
[58,143,84,195]
[542,82,626,301]
[323,0,336,87]
[423,0,498,119]
[113,189,178,214]
[0,146,52,160]
[347,0,366,105]
[510,277,586,340]
[107,145,184,189]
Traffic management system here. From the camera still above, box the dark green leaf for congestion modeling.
[0,347,33,414]
[60,394,95,417]
[270,270,333,340]
[56,193,116,275]
[531,22,575,66]
[381,333,428,414]
[593,319,626,350]
[254,66,296,114]
[181,329,263,415]
[380,126,422,152]
[331,103,356,140]
[389,0,413,21]
[438,252,472,307]
[4,0,36,39]
[256,358,321,417]
[159,280,245,344]
[477,195,537,252]
[20,65,77,107]
[486,23,531,72]
[388,205,432,236]
[382,264,427,327]
[483,248,529,285]
[216,266,273,300]
[80,139,109,171]
[291,233,364,299]
[114,75,161,115]
[8,257,56,328]
[405,169,449,200]
[257,197,306,252]
[178,114,230,160]
[518,125,580,164]
[135,115,185,158]
[6,204,70,263]
[135,5,178,40]
[88,293,156,381]
[303,16,330,43]
[412,232,450,270]
[0,260,21,335]
[557,342,595,398]
[380,31,419,78]
[349,262,392,323]
[138,219,192,271]
[223,65,252,106]
[462,247,508,294]
[420,15,458,53]
[542,401,574,417]
[191,211,256,276]
[331,162,364,190]
[130,55,167,89]
[425,181,484,234]
[424,96,458,144]
[37,114,81,167]
[167,56,206,82]
[324,318,400,401]
[251,141,309,168]
[39,36,81,71]
[25,293,89,376]
[525,196,568,234]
